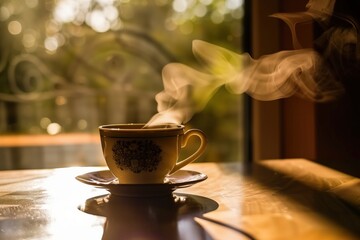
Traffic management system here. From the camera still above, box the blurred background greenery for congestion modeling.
[0,0,246,168]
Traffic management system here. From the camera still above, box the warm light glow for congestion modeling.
[47,122,62,135]
[43,168,106,239]
[53,0,77,23]
[55,96,67,106]
[55,33,66,47]
[226,0,243,10]
[172,0,188,13]
[169,0,243,27]
[104,5,118,22]
[44,37,59,52]
[8,21,22,35]
[86,10,110,32]
[194,4,207,17]
[52,0,119,33]
[46,20,62,35]
[44,34,65,52]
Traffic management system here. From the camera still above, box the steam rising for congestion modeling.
[146,40,343,126]
[146,0,358,127]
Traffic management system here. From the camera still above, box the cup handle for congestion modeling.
[169,129,207,174]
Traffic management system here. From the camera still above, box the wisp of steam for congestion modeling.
[146,0,358,127]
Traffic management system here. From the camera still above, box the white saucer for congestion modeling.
[76,170,207,197]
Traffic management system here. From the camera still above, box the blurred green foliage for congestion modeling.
[0,0,245,162]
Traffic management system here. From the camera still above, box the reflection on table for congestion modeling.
[0,159,359,240]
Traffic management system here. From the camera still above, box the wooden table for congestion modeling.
[0,159,359,240]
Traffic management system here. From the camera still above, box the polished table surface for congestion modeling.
[0,159,359,240]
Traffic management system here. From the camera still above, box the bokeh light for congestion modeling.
[47,122,62,135]
[211,11,224,24]
[226,0,243,10]
[22,30,37,50]
[173,0,188,13]
[194,4,207,17]
[56,96,67,106]
[40,117,52,129]
[77,119,88,130]
[0,6,11,21]
[53,0,77,23]
[104,5,119,22]
[86,10,110,32]
[53,0,119,33]
[8,21,22,35]
[44,36,59,52]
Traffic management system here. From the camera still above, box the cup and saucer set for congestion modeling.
[76,124,208,197]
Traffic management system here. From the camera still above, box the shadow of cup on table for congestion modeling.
[79,193,219,240]
[99,123,207,184]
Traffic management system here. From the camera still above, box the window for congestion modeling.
[0,0,246,169]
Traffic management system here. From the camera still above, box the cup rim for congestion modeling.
[99,123,185,137]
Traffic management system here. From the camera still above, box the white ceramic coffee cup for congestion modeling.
[99,123,207,184]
